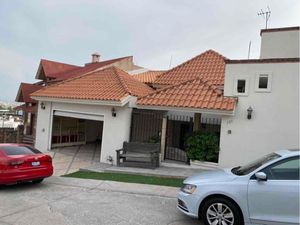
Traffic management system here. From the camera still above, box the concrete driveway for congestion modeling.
[0,177,202,225]
[47,143,101,176]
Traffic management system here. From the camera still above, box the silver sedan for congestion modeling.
[177,149,300,225]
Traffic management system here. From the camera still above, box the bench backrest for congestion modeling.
[123,142,160,153]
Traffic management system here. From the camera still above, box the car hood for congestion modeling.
[183,168,237,184]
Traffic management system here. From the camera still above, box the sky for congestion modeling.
[0,0,299,102]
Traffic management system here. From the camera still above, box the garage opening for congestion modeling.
[51,110,104,148]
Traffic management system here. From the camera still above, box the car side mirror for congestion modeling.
[255,172,267,181]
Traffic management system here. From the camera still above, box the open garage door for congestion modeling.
[51,110,104,148]
[54,110,104,121]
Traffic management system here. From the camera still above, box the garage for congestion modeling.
[31,67,153,164]
[51,110,104,148]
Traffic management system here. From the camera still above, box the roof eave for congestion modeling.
[31,95,133,107]
[136,104,235,116]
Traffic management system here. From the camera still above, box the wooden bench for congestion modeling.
[116,142,160,169]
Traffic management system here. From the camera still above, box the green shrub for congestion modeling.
[186,132,219,162]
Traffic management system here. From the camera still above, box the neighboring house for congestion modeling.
[29,26,299,168]
[219,26,299,167]
[15,53,143,144]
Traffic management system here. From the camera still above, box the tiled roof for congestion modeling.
[50,56,133,81]
[40,59,80,78]
[15,83,43,103]
[137,77,236,111]
[133,70,165,84]
[154,50,227,86]
[31,67,153,102]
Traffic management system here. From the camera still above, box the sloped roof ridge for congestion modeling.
[41,59,81,68]
[139,76,221,99]
[37,66,110,92]
[155,49,227,81]
[111,67,131,94]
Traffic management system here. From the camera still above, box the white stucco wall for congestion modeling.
[35,101,132,165]
[260,29,299,59]
[219,62,299,167]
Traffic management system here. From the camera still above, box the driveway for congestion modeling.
[0,177,201,225]
[47,143,101,176]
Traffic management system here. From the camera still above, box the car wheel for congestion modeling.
[201,197,243,225]
[32,179,44,184]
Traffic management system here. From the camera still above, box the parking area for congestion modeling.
[0,177,201,225]
[47,143,101,176]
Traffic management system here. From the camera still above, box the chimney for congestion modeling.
[91,52,100,63]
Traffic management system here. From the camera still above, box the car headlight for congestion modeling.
[181,184,197,194]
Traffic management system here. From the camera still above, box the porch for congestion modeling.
[129,108,223,165]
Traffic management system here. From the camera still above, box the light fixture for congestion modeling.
[247,106,253,120]
[111,108,116,117]
[41,102,46,110]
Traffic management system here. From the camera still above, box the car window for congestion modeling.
[0,146,41,156]
[262,156,300,180]
[233,153,280,175]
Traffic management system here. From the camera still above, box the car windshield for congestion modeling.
[0,146,41,156]
[231,153,281,175]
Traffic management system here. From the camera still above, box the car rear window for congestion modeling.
[0,146,41,155]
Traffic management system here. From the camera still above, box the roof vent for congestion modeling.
[91,52,100,63]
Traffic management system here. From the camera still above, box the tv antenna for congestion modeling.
[258,7,271,29]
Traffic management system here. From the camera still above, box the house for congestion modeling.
[29,26,299,168]
[219,26,299,167]
[31,67,153,163]
[30,50,235,165]
[15,53,143,144]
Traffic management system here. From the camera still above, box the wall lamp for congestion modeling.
[111,108,116,117]
[247,106,253,120]
[40,102,46,110]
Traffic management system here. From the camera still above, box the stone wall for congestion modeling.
[0,125,24,143]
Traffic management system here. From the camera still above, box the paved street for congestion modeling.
[0,177,201,225]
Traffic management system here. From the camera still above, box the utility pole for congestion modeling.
[258,7,271,29]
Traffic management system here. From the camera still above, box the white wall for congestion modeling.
[219,62,299,167]
[260,30,299,59]
[35,101,132,165]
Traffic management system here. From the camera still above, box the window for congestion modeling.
[258,75,268,89]
[1,146,41,155]
[237,79,246,93]
[261,156,300,180]
[255,73,272,92]
[232,153,280,175]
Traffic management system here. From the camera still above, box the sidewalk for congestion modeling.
[80,162,218,179]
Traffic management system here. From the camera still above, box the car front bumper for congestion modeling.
[177,190,200,218]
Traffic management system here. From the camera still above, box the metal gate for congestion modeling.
[130,109,164,143]
[164,115,193,163]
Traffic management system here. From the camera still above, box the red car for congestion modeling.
[0,144,53,185]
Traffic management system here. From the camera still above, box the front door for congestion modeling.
[248,156,300,224]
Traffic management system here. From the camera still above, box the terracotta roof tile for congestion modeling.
[31,67,153,102]
[15,83,43,103]
[133,70,165,84]
[40,59,80,78]
[49,56,133,81]
[154,50,227,86]
[137,77,236,111]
